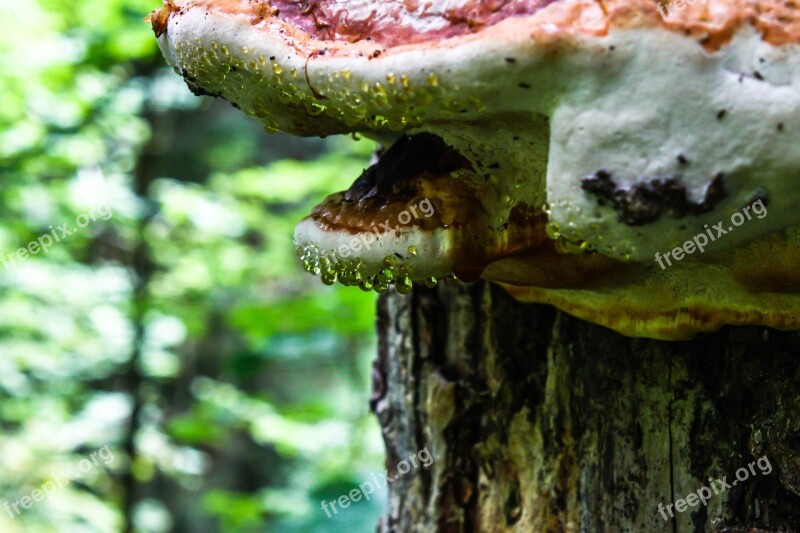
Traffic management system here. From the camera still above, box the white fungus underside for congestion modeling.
[295,219,456,281]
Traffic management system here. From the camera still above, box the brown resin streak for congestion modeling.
[147,0,178,38]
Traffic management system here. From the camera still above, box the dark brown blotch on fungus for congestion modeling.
[581,170,728,226]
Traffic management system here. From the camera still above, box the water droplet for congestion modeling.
[308,102,326,116]
[377,267,394,284]
[374,279,390,293]
[396,275,413,295]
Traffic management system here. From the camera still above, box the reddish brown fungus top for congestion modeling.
[268,0,557,46]
[161,0,800,52]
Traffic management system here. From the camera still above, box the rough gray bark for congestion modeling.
[372,280,800,532]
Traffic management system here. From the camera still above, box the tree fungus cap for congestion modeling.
[152,0,800,339]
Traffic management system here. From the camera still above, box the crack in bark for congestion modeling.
[669,351,677,533]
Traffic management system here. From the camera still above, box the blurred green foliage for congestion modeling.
[0,0,384,531]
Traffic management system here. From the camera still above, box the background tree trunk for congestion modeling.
[372,281,800,532]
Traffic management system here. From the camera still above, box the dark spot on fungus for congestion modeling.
[505,57,517,63]
[519,82,531,89]
[717,109,727,120]
[778,123,785,132]
[677,154,689,166]
[581,171,729,226]
[754,70,765,80]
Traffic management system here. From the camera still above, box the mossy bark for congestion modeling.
[372,281,800,532]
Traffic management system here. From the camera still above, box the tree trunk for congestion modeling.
[372,280,800,532]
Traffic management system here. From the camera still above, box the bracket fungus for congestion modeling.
[152,0,800,340]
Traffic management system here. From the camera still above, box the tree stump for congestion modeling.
[372,281,800,532]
